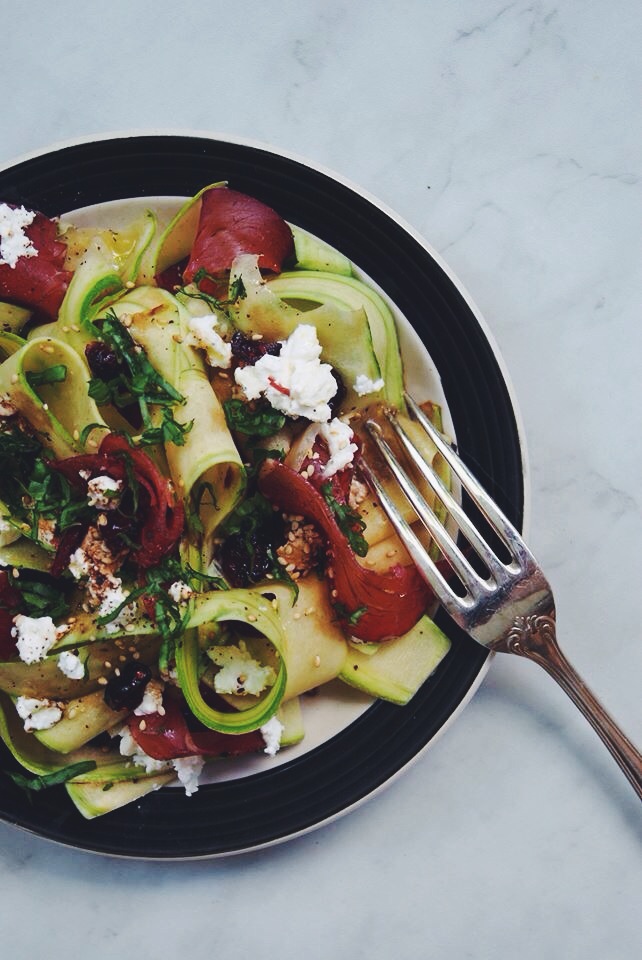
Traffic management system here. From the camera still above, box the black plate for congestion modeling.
[0,133,524,858]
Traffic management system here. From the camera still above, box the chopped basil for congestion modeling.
[26,364,67,389]
[89,310,186,433]
[223,399,286,438]
[6,760,97,794]
[320,482,369,557]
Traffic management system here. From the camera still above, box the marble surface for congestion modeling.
[1,1,640,957]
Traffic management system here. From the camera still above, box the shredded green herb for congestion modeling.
[333,602,368,626]
[25,364,67,390]
[223,399,286,438]
[320,482,369,557]
[89,310,187,439]
[6,760,97,795]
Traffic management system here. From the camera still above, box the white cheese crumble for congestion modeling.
[97,581,138,633]
[186,315,232,368]
[208,640,276,696]
[86,475,123,510]
[134,679,165,716]
[353,373,385,396]
[0,394,16,417]
[319,418,358,478]
[260,715,284,756]
[118,726,171,774]
[234,324,337,422]
[171,755,205,796]
[168,580,194,604]
[57,650,85,680]
[0,203,38,268]
[37,517,57,547]
[68,546,91,580]
[11,614,62,664]
[15,696,62,731]
[117,727,205,796]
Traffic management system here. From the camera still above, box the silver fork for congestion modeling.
[359,393,642,800]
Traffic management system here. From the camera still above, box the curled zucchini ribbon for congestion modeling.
[105,286,245,545]
[0,336,108,456]
[176,589,288,734]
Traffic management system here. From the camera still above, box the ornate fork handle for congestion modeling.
[501,613,642,800]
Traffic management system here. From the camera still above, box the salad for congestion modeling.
[0,184,451,817]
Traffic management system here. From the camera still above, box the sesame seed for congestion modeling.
[386,549,397,558]
[139,719,147,730]
[271,598,278,609]
[97,677,108,685]
[331,589,338,598]
[285,544,293,555]
[251,332,263,340]
[132,652,140,660]
[73,429,80,441]
[103,661,112,669]
[248,614,257,622]
[305,607,315,616]
[11,373,18,383]
[218,371,229,379]
[277,556,288,566]
[285,562,296,573]
[125,280,135,289]
[62,325,70,333]
[157,705,166,716]
[293,612,301,620]
[11,568,19,578]
[125,623,136,632]
[71,324,80,332]
[68,707,77,719]
[313,655,321,667]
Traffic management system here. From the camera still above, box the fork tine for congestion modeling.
[383,407,513,584]
[403,393,530,567]
[363,422,497,601]
[357,455,475,620]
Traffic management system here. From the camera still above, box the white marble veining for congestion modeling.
[0,1,640,958]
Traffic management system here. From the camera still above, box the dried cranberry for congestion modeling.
[219,530,280,586]
[103,660,152,712]
[230,331,281,366]
[85,341,123,379]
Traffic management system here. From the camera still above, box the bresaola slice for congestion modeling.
[258,458,432,642]
[183,187,294,287]
[128,690,265,760]
[0,207,71,320]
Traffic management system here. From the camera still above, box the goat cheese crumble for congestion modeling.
[86,475,123,509]
[0,203,38,268]
[260,715,284,756]
[117,727,205,795]
[208,640,276,696]
[319,418,358,478]
[172,755,205,796]
[12,614,63,664]
[234,324,337,422]
[353,374,385,396]
[186,314,232,368]
[134,679,165,716]
[15,696,62,731]
[57,650,85,680]
[168,580,194,603]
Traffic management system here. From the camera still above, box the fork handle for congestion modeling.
[504,613,642,800]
